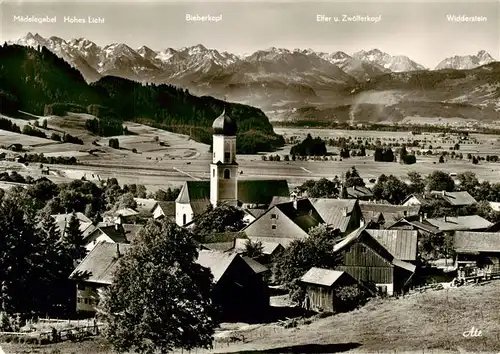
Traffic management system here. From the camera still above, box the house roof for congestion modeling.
[212,109,237,136]
[134,198,157,215]
[114,208,139,217]
[241,256,269,274]
[176,179,289,212]
[96,225,128,243]
[308,198,358,233]
[401,194,431,206]
[424,215,493,231]
[269,196,292,207]
[489,202,500,212]
[366,229,418,261]
[389,219,443,235]
[347,186,373,199]
[430,191,477,206]
[70,242,131,285]
[237,179,290,205]
[196,250,238,282]
[454,231,500,253]
[201,242,235,252]
[392,259,416,273]
[333,224,369,253]
[359,202,420,225]
[155,201,176,217]
[52,212,95,239]
[300,267,347,287]
[246,236,297,248]
[244,208,268,219]
[486,221,500,232]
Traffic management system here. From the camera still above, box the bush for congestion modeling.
[51,132,62,141]
[334,284,369,313]
[109,138,120,149]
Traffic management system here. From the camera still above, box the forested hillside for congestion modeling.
[0,44,283,153]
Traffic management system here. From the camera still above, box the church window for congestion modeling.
[224,169,230,179]
[183,214,187,225]
[224,152,230,162]
[272,225,277,230]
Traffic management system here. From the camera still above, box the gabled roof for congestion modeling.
[347,186,373,199]
[300,267,348,287]
[308,198,359,233]
[366,229,418,261]
[269,196,291,208]
[196,250,238,282]
[430,191,477,206]
[333,224,369,253]
[424,215,493,232]
[401,194,431,206]
[244,208,268,219]
[154,201,176,217]
[70,242,131,285]
[241,256,269,274]
[114,208,139,217]
[176,181,210,204]
[454,231,500,253]
[359,202,420,225]
[237,179,290,205]
[52,212,95,239]
[388,218,443,235]
[96,225,128,243]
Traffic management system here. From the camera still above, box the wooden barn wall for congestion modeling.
[339,242,393,284]
[306,284,334,313]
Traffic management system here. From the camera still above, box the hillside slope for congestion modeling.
[0,44,283,153]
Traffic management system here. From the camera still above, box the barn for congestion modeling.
[300,267,358,313]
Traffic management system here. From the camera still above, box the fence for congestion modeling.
[457,265,500,282]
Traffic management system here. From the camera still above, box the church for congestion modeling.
[175,110,290,226]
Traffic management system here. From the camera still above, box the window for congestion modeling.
[77,283,85,290]
[223,169,230,179]
[213,152,215,159]
[271,214,277,219]
[272,225,277,230]
[360,247,366,253]
[403,211,408,217]
[212,169,215,177]
[224,152,230,162]
[84,298,89,304]
[182,214,187,225]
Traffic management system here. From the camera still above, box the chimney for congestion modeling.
[419,213,423,223]
[116,243,121,258]
[293,199,298,210]
[115,223,119,231]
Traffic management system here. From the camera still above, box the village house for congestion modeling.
[359,201,421,228]
[51,212,96,240]
[365,229,418,264]
[133,197,158,218]
[300,267,359,313]
[70,244,269,320]
[401,191,477,208]
[423,215,492,233]
[346,186,374,201]
[332,226,416,296]
[453,231,500,269]
[104,207,140,224]
[175,111,289,227]
[83,223,129,251]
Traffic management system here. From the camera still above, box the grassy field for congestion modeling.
[3,282,499,354]
[2,114,500,192]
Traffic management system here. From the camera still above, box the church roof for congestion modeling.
[212,109,237,136]
[176,179,290,207]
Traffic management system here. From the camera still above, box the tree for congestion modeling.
[62,212,87,263]
[297,178,339,198]
[399,146,408,163]
[345,167,364,188]
[274,224,341,301]
[439,155,445,163]
[457,171,479,195]
[109,138,120,149]
[243,239,264,259]
[42,119,48,129]
[407,171,425,194]
[113,192,137,211]
[191,204,246,240]
[372,174,410,204]
[101,219,217,354]
[426,170,455,192]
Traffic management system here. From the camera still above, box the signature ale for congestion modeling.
[462,326,482,338]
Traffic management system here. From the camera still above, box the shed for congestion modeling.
[300,267,358,313]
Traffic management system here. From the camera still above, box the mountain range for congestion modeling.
[6,33,500,123]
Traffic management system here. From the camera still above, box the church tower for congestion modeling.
[210,109,238,207]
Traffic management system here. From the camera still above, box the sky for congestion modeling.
[1,1,498,68]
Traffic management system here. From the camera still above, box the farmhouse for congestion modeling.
[70,244,269,320]
[51,212,96,240]
[365,229,418,263]
[454,231,500,268]
[423,215,492,232]
[346,186,374,201]
[308,198,363,234]
[175,111,289,226]
[333,226,416,296]
[429,190,477,207]
[300,267,358,313]
[104,207,140,224]
[83,223,129,251]
[359,201,421,227]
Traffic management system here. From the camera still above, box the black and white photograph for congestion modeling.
[0,0,499,353]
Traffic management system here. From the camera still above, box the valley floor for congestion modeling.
[3,281,500,354]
